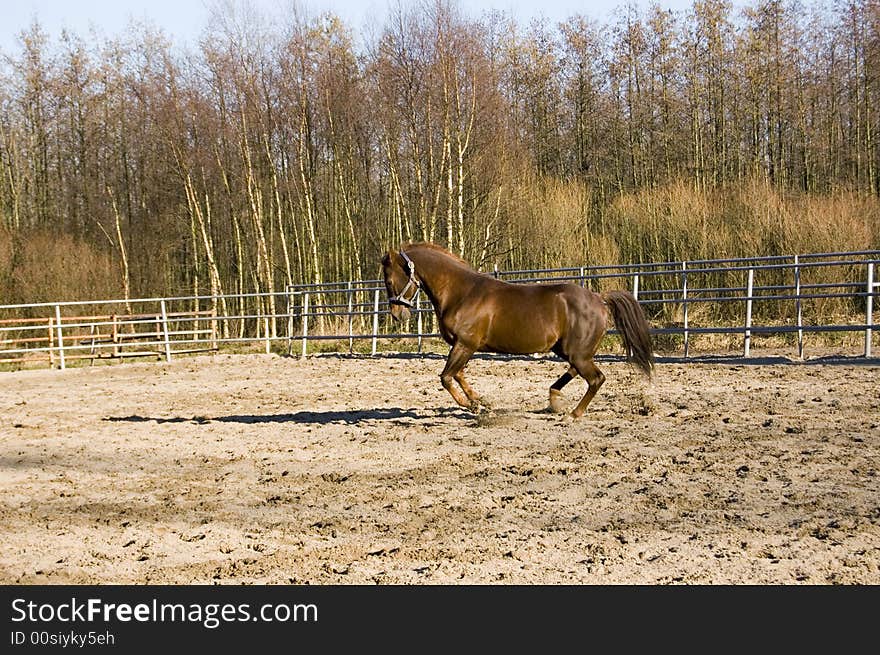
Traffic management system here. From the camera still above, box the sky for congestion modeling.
[0,0,704,53]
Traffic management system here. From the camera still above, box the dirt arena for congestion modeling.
[1,351,879,584]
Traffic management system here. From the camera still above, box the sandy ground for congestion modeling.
[1,351,879,585]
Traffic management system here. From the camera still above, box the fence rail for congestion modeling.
[1,250,877,369]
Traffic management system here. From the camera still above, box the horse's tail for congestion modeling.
[601,290,655,378]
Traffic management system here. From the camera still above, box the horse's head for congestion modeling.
[381,249,420,322]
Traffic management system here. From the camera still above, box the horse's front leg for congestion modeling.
[440,343,480,412]
[454,371,490,409]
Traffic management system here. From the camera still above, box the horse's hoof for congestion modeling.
[548,389,566,414]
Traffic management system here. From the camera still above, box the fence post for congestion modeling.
[416,292,423,353]
[371,289,380,356]
[211,306,219,352]
[112,313,120,358]
[160,300,172,363]
[264,315,271,354]
[301,292,309,359]
[48,316,55,368]
[794,255,803,359]
[193,304,199,353]
[633,273,639,300]
[88,321,97,366]
[744,268,754,358]
[54,305,65,370]
[867,262,875,358]
[347,282,354,354]
[579,266,586,287]
[286,288,294,356]
[681,262,689,358]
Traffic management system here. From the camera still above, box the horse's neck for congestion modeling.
[409,249,475,308]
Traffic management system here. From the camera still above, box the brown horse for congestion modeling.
[381,242,655,418]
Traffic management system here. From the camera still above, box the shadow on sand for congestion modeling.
[104,406,471,426]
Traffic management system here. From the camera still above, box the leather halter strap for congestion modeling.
[389,250,421,308]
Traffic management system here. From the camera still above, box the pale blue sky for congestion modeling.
[0,0,705,53]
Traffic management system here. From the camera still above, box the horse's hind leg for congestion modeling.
[440,343,479,411]
[548,365,577,413]
[570,358,606,419]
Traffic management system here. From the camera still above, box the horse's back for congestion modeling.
[461,279,602,354]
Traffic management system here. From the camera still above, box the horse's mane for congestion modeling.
[400,242,473,269]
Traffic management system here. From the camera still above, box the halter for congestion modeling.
[389,250,421,308]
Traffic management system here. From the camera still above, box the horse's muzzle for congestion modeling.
[390,304,411,323]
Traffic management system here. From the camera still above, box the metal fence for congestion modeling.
[1,250,877,370]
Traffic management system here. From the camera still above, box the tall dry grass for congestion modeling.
[502,176,621,270]
[0,229,122,315]
[502,175,879,328]
[596,176,880,263]
[503,174,880,267]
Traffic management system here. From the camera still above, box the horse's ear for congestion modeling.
[381,251,391,266]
